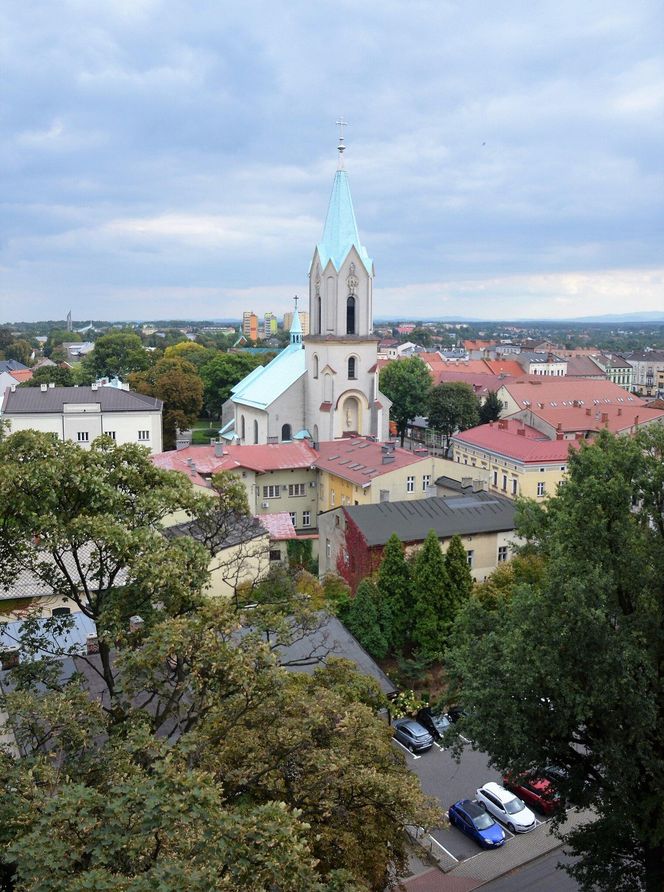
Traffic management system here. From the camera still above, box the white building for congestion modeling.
[228,140,391,445]
[1,384,163,453]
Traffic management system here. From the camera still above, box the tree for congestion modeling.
[446,428,664,892]
[199,352,269,418]
[0,431,211,705]
[479,390,502,424]
[427,382,480,454]
[379,358,432,446]
[164,340,214,369]
[84,331,151,379]
[130,357,204,450]
[344,579,390,660]
[43,329,79,357]
[444,535,473,617]
[4,340,31,366]
[20,365,94,388]
[377,533,412,651]
[0,599,440,891]
[410,530,450,660]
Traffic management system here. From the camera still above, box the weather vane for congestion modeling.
[336,117,350,168]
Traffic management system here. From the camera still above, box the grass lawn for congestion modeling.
[191,418,220,445]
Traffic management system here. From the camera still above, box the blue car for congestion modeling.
[448,799,506,848]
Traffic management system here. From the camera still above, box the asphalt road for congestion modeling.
[479,850,580,890]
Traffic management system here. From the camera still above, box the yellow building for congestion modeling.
[452,418,575,501]
[315,439,447,511]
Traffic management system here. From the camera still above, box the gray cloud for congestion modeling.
[1,0,662,321]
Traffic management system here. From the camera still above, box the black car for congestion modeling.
[416,707,452,740]
[447,705,469,724]
[392,719,434,753]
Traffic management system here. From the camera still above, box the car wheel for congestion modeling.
[507,823,515,833]
[408,744,415,753]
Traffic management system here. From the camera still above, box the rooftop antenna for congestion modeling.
[336,117,349,169]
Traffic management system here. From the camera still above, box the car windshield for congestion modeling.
[473,812,494,830]
[504,796,526,815]
[433,715,450,730]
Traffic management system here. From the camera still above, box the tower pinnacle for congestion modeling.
[336,117,349,169]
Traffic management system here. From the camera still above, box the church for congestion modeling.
[225,138,391,446]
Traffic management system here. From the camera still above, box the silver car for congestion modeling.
[476,781,536,832]
[393,719,434,753]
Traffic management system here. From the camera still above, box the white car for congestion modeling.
[476,782,536,833]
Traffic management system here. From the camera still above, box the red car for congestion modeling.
[502,774,560,816]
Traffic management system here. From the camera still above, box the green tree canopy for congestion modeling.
[447,428,664,892]
[379,357,432,446]
[428,382,480,454]
[344,578,391,660]
[84,331,152,379]
[199,352,269,418]
[164,340,214,369]
[478,390,502,424]
[129,357,204,450]
[444,534,474,616]
[377,533,412,651]
[410,530,450,660]
[4,340,32,366]
[21,365,94,388]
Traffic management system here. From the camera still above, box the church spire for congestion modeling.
[289,295,302,345]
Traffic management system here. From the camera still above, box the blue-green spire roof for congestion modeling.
[316,170,372,274]
[289,307,302,344]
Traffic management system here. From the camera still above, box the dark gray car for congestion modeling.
[393,718,434,753]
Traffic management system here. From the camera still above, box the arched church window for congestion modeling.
[313,424,319,443]
[241,415,246,440]
[313,354,319,378]
[281,423,292,442]
[347,356,357,379]
[346,296,356,335]
[253,419,258,444]
[317,296,322,334]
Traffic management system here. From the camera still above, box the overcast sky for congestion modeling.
[2,0,663,323]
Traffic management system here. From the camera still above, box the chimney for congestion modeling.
[498,419,507,430]
[86,633,100,655]
[10,384,16,393]
[517,428,526,436]
[461,476,472,489]
[0,646,19,671]
[214,440,224,458]
[129,615,144,634]
[382,454,395,465]
[556,422,562,431]
[634,414,639,427]
[601,412,609,424]
[48,382,55,389]
[556,432,564,440]
[472,478,486,492]
[489,420,494,428]
[91,382,98,391]
[617,407,622,416]
[40,383,47,392]
[585,407,591,416]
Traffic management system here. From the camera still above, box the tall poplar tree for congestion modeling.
[444,534,474,619]
[410,530,450,660]
[377,533,412,651]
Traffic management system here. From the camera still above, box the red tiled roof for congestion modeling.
[482,359,526,377]
[453,419,580,463]
[501,378,645,409]
[257,512,298,540]
[9,369,33,383]
[564,356,606,377]
[463,339,497,350]
[316,438,428,485]
[432,370,515,392]
[523,402,664,435]
[151,441,318,484]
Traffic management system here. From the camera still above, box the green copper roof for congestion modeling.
[316,170,372,274]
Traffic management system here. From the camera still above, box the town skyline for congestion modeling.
[3,0,662,322]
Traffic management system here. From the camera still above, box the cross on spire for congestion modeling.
[336,117,350,168]
[293,294,299,310]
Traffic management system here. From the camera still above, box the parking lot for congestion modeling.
[393,735,550,866]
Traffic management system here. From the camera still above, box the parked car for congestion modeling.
[448,799,506,849]
[502,774,560,816]
[392,719,434,753]
[447,704,469,724]
[476,782,536,833]
[416,707,452,740]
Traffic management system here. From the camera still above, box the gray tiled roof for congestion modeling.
[0,360,28,373]
[341,493,516,546]
[2,386,162,414]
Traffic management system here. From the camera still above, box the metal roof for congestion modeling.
[340,493,516,546]
[231,342,306,410]
[2,386,162,414]
[314,169,372,274]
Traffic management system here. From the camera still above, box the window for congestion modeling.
[330,490,335,506]
[466,549,474,567]
[317,296,322,334]
[289,512,297,526]
[51,606,71,617]
[313,354,319,378]
[77,431,89,442]
[281,423,292,441]
[241,416,246,440]
[106,431,116,440]
[326,540,331,560]
[502,474,507,491]
[269,549,282,562]
[407,475,415,493]
[302,510,311,527]
[347,356,357,379]
[253,420,258,444]
[493,470,498,487]
[288,483,305,497]
[498,545,509,563]
[346,295,356,334]
[262,485,280,499]
[511,479,518,495]
[537,481,546,497]
[138,430,150,441]
[422,474,430,491]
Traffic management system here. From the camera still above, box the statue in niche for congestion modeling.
[346,262,358,296]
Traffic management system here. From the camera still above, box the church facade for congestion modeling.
[228,150,391,445]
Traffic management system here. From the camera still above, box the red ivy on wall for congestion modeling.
[336,511,384,593]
